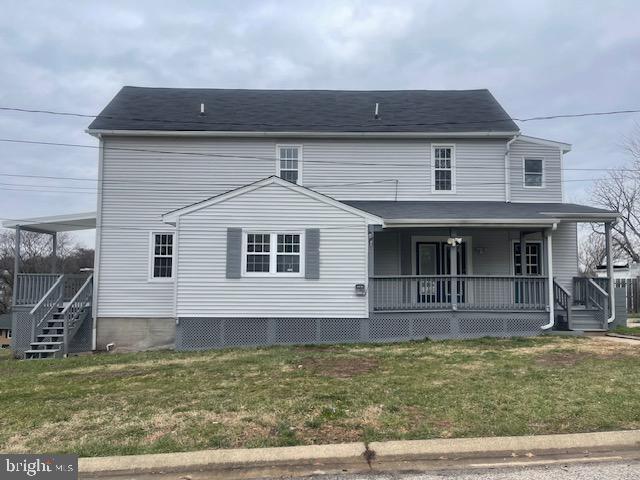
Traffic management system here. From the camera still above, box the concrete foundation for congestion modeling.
[96,317,176,352]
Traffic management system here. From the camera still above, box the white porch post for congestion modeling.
[543,228,554,329]
[605,221,616,324]
[449,232,458,310]
[12,226,21,307]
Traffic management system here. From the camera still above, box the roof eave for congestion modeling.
[85,129,520,139]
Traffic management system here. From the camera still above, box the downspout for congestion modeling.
[605,221,616,324]
[504,134,519,203]
[541,222,558,330]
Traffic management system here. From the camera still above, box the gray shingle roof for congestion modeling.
[88,87,519,133]
[343,201,617,221]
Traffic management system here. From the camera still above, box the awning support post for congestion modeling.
[51,232,57,273]
[12,226,21,307]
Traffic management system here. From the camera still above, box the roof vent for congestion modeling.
[374,102,380,120]
[200,103,205,116]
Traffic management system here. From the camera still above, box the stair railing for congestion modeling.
[29,274,65,343]
[61,274,93,357]
[586,278,609,329]
[553,280,572,330]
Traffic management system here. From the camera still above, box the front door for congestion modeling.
[416,241,467,304]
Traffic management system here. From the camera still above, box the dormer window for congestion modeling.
[431,145,455,193]
[276,145,302,185]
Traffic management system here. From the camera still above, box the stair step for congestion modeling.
[37,334,63,340]
[24,349,60,357]
[31,341,63,346]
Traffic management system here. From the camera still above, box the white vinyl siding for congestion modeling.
[551,222,579,290]
[175,182,369,318]
[95,135,569,318]
[510,138,562,202]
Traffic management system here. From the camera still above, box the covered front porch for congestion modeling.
[348,200,621,334]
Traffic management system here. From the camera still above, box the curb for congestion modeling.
[79,430,640,476]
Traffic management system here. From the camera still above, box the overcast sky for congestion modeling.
[1,0,639,247]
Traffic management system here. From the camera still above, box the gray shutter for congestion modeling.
[305,228,320,279]
[226,228,242,279]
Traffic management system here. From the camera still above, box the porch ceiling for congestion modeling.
[343,201,618,226]
[2,211,96,233]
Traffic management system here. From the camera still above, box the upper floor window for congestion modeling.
[524,158,543,187]
[150,232,174,280]
[432,145,455,193]
[277,145,302,185]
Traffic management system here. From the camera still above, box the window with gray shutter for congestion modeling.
[226,228,242,278]
[305,228,320,279]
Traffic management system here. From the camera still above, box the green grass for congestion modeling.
[612,325,640,337]
[1,336,639,457]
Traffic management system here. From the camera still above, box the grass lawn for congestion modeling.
[612,325,640,337]
[1,336,640,457]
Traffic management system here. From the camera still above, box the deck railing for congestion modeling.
[14,273,61,306]
[14,272,91,306]
[371,275,548,312]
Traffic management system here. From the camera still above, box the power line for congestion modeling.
[1,105,639,129]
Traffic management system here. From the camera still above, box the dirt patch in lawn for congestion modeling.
[300,356,379,378]
[534,339,637,367]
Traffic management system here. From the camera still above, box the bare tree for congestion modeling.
[579,229,608,275]
[590,125,640,263]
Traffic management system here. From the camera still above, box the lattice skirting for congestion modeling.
[10,307,94,359]
[175,312,547,351]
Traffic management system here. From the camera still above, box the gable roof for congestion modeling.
[162,176,383,224]
[87,87,519,135]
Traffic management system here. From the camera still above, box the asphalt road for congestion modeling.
[286,460,640,480]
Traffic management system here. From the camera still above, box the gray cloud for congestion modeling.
[0,0,639,246]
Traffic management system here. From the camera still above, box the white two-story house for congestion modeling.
[5,87,621,358]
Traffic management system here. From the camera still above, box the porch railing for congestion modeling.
[14,273,61,306]
[62,274,93,356]
[553,280,573,330]
[14,272,91,306]
[371,275,548,312]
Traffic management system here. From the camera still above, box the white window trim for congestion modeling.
[430,144,456,194]
[241,230,305,277]
[511,240,544,275]
[148,231,175,282]
[275,144,303,186]
[522,157,545,189]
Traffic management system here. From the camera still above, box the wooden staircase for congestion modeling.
[554,277,609,333]
[23,274,93,360]
[24,306,65,359]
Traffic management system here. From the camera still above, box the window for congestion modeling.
[246,233,271,273]
[243,231,303,276]
[150,232,174,280]
[432,145,455,192]
[513,242,542,275]
[524,158,543,187]
[277,145,302,184]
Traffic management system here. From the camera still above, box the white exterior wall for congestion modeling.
[96,135,568,318]
[551,222,579,289]
[175,183,369,317]
[509,138,563,202]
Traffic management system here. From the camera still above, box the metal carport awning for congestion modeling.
[2,211,96,233]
